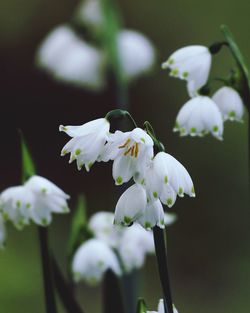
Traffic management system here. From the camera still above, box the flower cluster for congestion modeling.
[162,45,244,139]
[147,299,178,313]
[0,175,70,247]
[72,211,176,284]
[36,0,156,90]
[60,114,194,229]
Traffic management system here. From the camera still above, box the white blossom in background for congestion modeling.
[162,45,212,97]
[25,175,70,226]
[114,184,147,226]
[72,238,121,285]
[75,0,104,30]
[164,212,177,226]
[0,215,6,249]
[36,25,106,90]
[118,223,154,272]
[174,96,224,139]
[212,86,244,122]
[101,128,154,185]
[60,118,110,171]
[147,299,178,313]
[88,211,123,248]
[117,30,156,81]
[0,185,34,229]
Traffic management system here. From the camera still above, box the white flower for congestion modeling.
[174,96,223,139]
[0,215,6,249]
[0,185,34,229]
[118,223,154,272]
[114,184,147,226]
[147,299,178,313]
[88,212,123,248]
[72,238,121,285]
[25,175,70,226]
[212,86,244,122]
[75,0,104,30]
[137,199,165,230]
[142,152,194,207]
[118,30,156,81]
[36,25,106,90]
[162,45,212,97]
[164,212,177,226]
[101,128,154,185]
[60,118,110,171]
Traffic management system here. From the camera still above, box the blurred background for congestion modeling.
[0,0,250,312]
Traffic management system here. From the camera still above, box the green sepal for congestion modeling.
[20,132,36,183]
[136,298,147,313]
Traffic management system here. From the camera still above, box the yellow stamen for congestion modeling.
[119,139,131,149]
[135,143,139,157]
[131,145,135,157]
[124,147,132,156]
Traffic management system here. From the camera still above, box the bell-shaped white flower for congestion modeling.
[0,215,6,249]
[0,186,34,229]
[75,0,104,30]
[101,128,154,185]
[137,199,165,230]
[147,299,178,313]
[72,238,121,285]
[117,30,156,81]
[174,96,223,139]
[88,212,123,248]
[162,45,212,97]
[25,175,70,226]
[114,184,147,226]
[60,118,110,171]
[118,223,154,272]
[36,25,106,90]
[212,86,244,122]
[164,212,177,226]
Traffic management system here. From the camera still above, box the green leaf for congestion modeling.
[67,195,90,261]
[221,25,250,101]
[20,132,36,183]
[136,298,147,313]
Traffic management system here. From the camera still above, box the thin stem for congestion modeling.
[153,227,173,313]
[52,256,86,313]
[38,227,58,313]
[121,271,138,313]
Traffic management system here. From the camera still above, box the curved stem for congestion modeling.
[38,227,58,313]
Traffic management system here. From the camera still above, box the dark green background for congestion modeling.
[0,0,249,312]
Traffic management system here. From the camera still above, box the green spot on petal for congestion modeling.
[41,188,47,194]
[213,125,219,132]
[75,148,81,156]
[168,58,174,65]
[160,219,165,225]
[190,127,197,134]
[170,68,179,76]
[178,187,184,195]
[167,198,173,206]
[164,176,168,184]
[144,221,152,229]
[116,176,123,184]
[140,138,145,143]
[41,218,48,226]
[191,186,195,195]
[153,192,158,198]
[88,162,93,169]
[124,216,132,224]
[26,203,31,209]
[182,71,189,78]
[16,201,21,208]
[229,111,236,118]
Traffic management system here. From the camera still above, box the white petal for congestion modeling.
[160,185,177,207]
[75,0,104,29]
[138,199,165,229]
[130,128,154,146]
[72,239,121,285]
[164,212,177,226]
[112,155,137,185]
[212,86,244,122]
[114,184,147,226]
[118,30,156,81]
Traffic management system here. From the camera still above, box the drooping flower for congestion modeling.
[117,30,156,81]
[60,118,110,171]
[173,96,224,139]
[212,86,244,122]
[147,299,178,313]
[0,185,34,229]
[114,184,147,226]
[137,199,165,230]
[36,25,106,90]
[162,45,212,97]
[118,223,154,272]
[72,238,121,285]
[0,215,6,249]
[101,128,154,185]
[88,211,123,248]
[24,175,70,226]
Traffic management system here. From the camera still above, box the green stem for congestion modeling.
[52,256,86,313]
[153,227,173,313]
[38,227,58,313]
